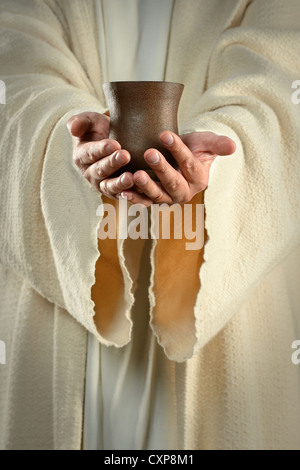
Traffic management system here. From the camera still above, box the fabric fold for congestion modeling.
[1,0,300,450]
[151,0,300,360]
[0,0,135,347]
[92,199,135,347]
[149,193,205,362]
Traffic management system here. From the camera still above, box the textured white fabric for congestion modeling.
[96,0,174,82]
[84,0,175,450]
[0,0,300,450]
[85,237,178,450]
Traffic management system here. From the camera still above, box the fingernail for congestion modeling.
[161,133,174,146]
[120,174,130,185]
[67,117,77,132]
[136,174,148,185]
[121,192,133,200]
[105,142,118,154]
[146,152,160,165]
[115,151,127,164]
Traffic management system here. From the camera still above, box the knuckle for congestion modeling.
[86,146,94,162]
[74,150,87,170]
[73,150,82,167]
[99,179,110,196]
[96,163,106,180]
[113,180,123,194]
[167,178,181,194]
[91,142,100,160]
[181,157,196,174]
[152,191,165,203]
[97,140,107,155]
[108,155,120,173]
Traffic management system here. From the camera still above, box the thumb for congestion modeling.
[212,135,236,156]
[67,114,91,138]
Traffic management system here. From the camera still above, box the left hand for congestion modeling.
[120,131,236,206]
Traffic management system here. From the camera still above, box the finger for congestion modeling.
[119,190,154,207]
[211,135,236,155]
[67,112,110,141]
[143,150,190,203]
[180,131,236,156]
[133,170,173,204]
[99,172,134,198]
[67,114,91,138]
[85,150,130,188]
[159,131,200,183]
[74,139,121,167]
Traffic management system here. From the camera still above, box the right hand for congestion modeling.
[67,112,135,199]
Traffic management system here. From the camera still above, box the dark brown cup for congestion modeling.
[102,81,184,180]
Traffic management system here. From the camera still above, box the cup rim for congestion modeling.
[103,80,184,87]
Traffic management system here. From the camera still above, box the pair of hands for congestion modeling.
[68,112,236,206]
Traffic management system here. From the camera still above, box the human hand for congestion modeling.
[68,113,236,205]
[67,111,135,198]
[120,131,236,206]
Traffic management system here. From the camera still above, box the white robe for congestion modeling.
[0,0,300,450]
[84,0,177,450]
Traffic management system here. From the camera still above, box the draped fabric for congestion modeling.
[0,0,299,450]
[84,0,177,450]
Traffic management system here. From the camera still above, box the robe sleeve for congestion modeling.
[0,0,111,338]
[149,0,300,361]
